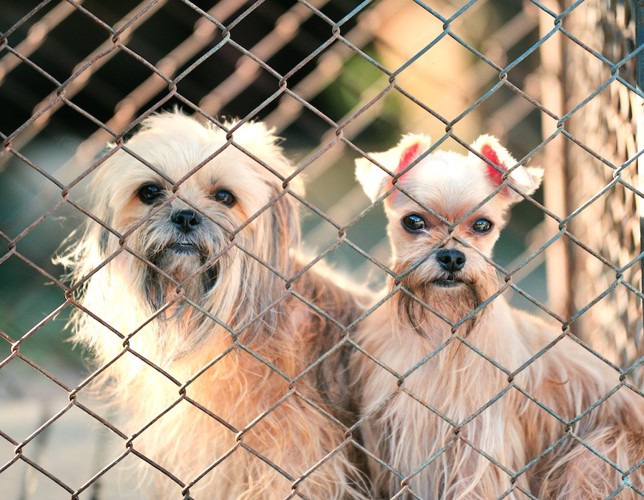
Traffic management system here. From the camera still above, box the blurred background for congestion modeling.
[0,0,641,497]
[0,0,552,372]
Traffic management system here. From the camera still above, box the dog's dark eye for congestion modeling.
[472,218,493,234]
[213,189,236,207]
[402,214,426,233]
[138,184,163,204]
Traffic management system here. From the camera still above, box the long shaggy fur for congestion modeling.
[57,111,369,498]
[352,135,644,499]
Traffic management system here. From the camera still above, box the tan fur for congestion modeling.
[352,135,644,499]
[57,111,370,498]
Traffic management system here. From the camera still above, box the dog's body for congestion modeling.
[352,135,644,499]
[58,112,368,498]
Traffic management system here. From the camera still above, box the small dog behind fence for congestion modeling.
[57,111,643,499]
[57,111,370,499]
[351,134,644,499]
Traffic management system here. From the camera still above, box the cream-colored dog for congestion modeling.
[352,134,643,499]
[57,111,369,498]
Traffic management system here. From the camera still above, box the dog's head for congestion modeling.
[355,134,543,329]
[61,111,303,363]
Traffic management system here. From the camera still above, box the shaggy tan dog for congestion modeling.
[351,134,643,499]
[58,111,369,499]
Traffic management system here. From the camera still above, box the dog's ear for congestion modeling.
[355,134,431,202]
[230,121,274,148]
[470,135,543,201]
[231,121,305,196]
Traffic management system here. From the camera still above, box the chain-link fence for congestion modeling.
[0,0,642,498]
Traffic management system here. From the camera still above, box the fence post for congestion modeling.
[638,2,644,330]
[538,0,572,321]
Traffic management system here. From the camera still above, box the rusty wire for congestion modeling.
[0,0,642,498]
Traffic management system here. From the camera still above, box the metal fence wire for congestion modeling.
[0,0,642,498]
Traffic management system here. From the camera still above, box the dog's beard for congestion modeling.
[137,221,225,321]
[393,258,497,340]
[146,246,219,313]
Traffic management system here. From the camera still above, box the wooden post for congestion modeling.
[538,1,572,320]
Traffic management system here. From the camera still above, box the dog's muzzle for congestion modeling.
[167,209,215,257]
[167,209,209,257]
[432,249,466,288]
[146,208,222,289]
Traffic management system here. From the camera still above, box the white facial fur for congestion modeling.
[386,150,509,265]
[94,113,301,236]
[61,111,303,364]
[355,134,543,315]
[356,134,543,266]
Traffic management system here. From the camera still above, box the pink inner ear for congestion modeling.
[481,143,505,186]
[397,143,422,175]
[383,141,424,204]
[384,142,423,195]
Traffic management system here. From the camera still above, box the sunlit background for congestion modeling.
[1,0,641,497]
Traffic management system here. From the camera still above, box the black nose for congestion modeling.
[171,209,202,233]
[436,249,466,273]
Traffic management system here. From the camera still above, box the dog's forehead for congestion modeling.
[393,151,496,213]
[122,132,278,188]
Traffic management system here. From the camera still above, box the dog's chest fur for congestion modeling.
[355,300,532,498]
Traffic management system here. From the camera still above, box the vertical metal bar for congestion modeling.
[539,0,571,320]
[638,1,644,331]
[638,2,644,89]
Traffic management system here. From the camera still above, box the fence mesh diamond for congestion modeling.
[0,0,642,498]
